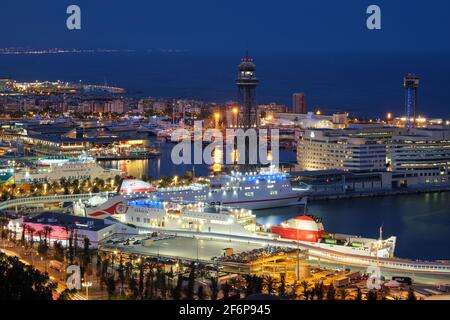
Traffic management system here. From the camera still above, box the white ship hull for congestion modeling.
[157,189,306,210]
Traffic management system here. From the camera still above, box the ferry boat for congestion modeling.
[13,154,123,184]
[155,166,309,210]
[75,184,395,259]
[271,215,397,258]
[74,194,259,237]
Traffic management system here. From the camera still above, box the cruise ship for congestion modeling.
[14,154,123,184]
[155,167,310,210]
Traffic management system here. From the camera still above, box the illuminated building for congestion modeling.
[297,129,388,172]
[292,93,306,114]
[388,128,450,186]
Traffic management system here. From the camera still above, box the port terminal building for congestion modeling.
[296,126,450,191]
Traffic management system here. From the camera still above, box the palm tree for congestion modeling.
[43,226,53,248]
[326,283,336,300]
[338,288,348,300]
[36,230,43,244]
[264,275,275,294]
[27,226,36,248]
[355,288,362,300]
[278,274,286,298]
[407,287,417,301]
[314,282,325,300]
[210,277,219,300]
[300,280,309,299]
[20,224,27,246]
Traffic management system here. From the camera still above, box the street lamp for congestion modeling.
[232,107,239,127]
[214,112,221,129]
[82,281,93,300]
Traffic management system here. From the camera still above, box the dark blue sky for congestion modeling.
[1,0,450,52]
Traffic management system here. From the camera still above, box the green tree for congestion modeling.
[355,288,362,300]
[338,288,348,300]
[0,253,56,300]
[326,283,336,300]
[106,275,116,299]
[186,263,196,300]
[407,287,417,301]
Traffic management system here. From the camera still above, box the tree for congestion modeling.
[20,223,27,246]
[82,237,91,266]
[106,275,116,299]
[138,262,145,299]
[0,253,56,300]
[314,282,324,300]
[129,274,139,299]
[326,284,336,300]
[264,276,274,294]
[407,287,417,301]
[367,290,378,301]
[197,285,204,300]
[210,277,219,300]
[172,274,183,300]
[278,274,286,298]
[338,288,348,300]
[27,226,36,248]
[355,288,362,300]
[186,263,196,299]
[222,281,231,299]
[300,280,309,299]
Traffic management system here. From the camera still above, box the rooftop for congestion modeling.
[24,212,117,231]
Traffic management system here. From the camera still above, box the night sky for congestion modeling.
[1,0,450,53]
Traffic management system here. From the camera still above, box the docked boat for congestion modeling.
[271,215,397,258]
[155,166,309,210]
[74,193,259,237]
[13,154,123,184]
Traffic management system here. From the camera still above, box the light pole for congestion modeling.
[232,107,239,128]
[214,112,221,129]
[82,281,93,300]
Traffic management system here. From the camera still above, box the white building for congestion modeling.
[389,128,450,187]
[297,129,387,172]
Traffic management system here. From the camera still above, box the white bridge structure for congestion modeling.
[0,192,116,211]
